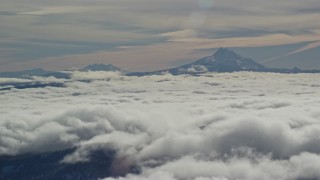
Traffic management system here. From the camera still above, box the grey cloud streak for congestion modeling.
[1,72,320,179]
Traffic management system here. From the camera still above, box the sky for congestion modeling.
[1,0,320,72]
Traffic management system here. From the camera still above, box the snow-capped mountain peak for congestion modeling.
[81,64,124,72]
[183,48,266,73]
[214,48,242,60]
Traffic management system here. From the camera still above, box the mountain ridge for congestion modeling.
[1,48,320,78]
[127,48,320,76]
[0,68,70,79]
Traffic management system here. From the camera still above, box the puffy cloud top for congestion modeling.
[1,72,320,179]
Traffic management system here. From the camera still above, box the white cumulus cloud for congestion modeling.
[1,72,320,179]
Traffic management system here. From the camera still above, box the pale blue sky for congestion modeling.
[0,0,320,71]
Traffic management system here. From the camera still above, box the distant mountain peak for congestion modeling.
[164,48,267,74]
[215,47,233,54]
[214,48,242,61]
[81,64,124,72]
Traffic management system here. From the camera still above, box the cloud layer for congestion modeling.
[1,72,320,179]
